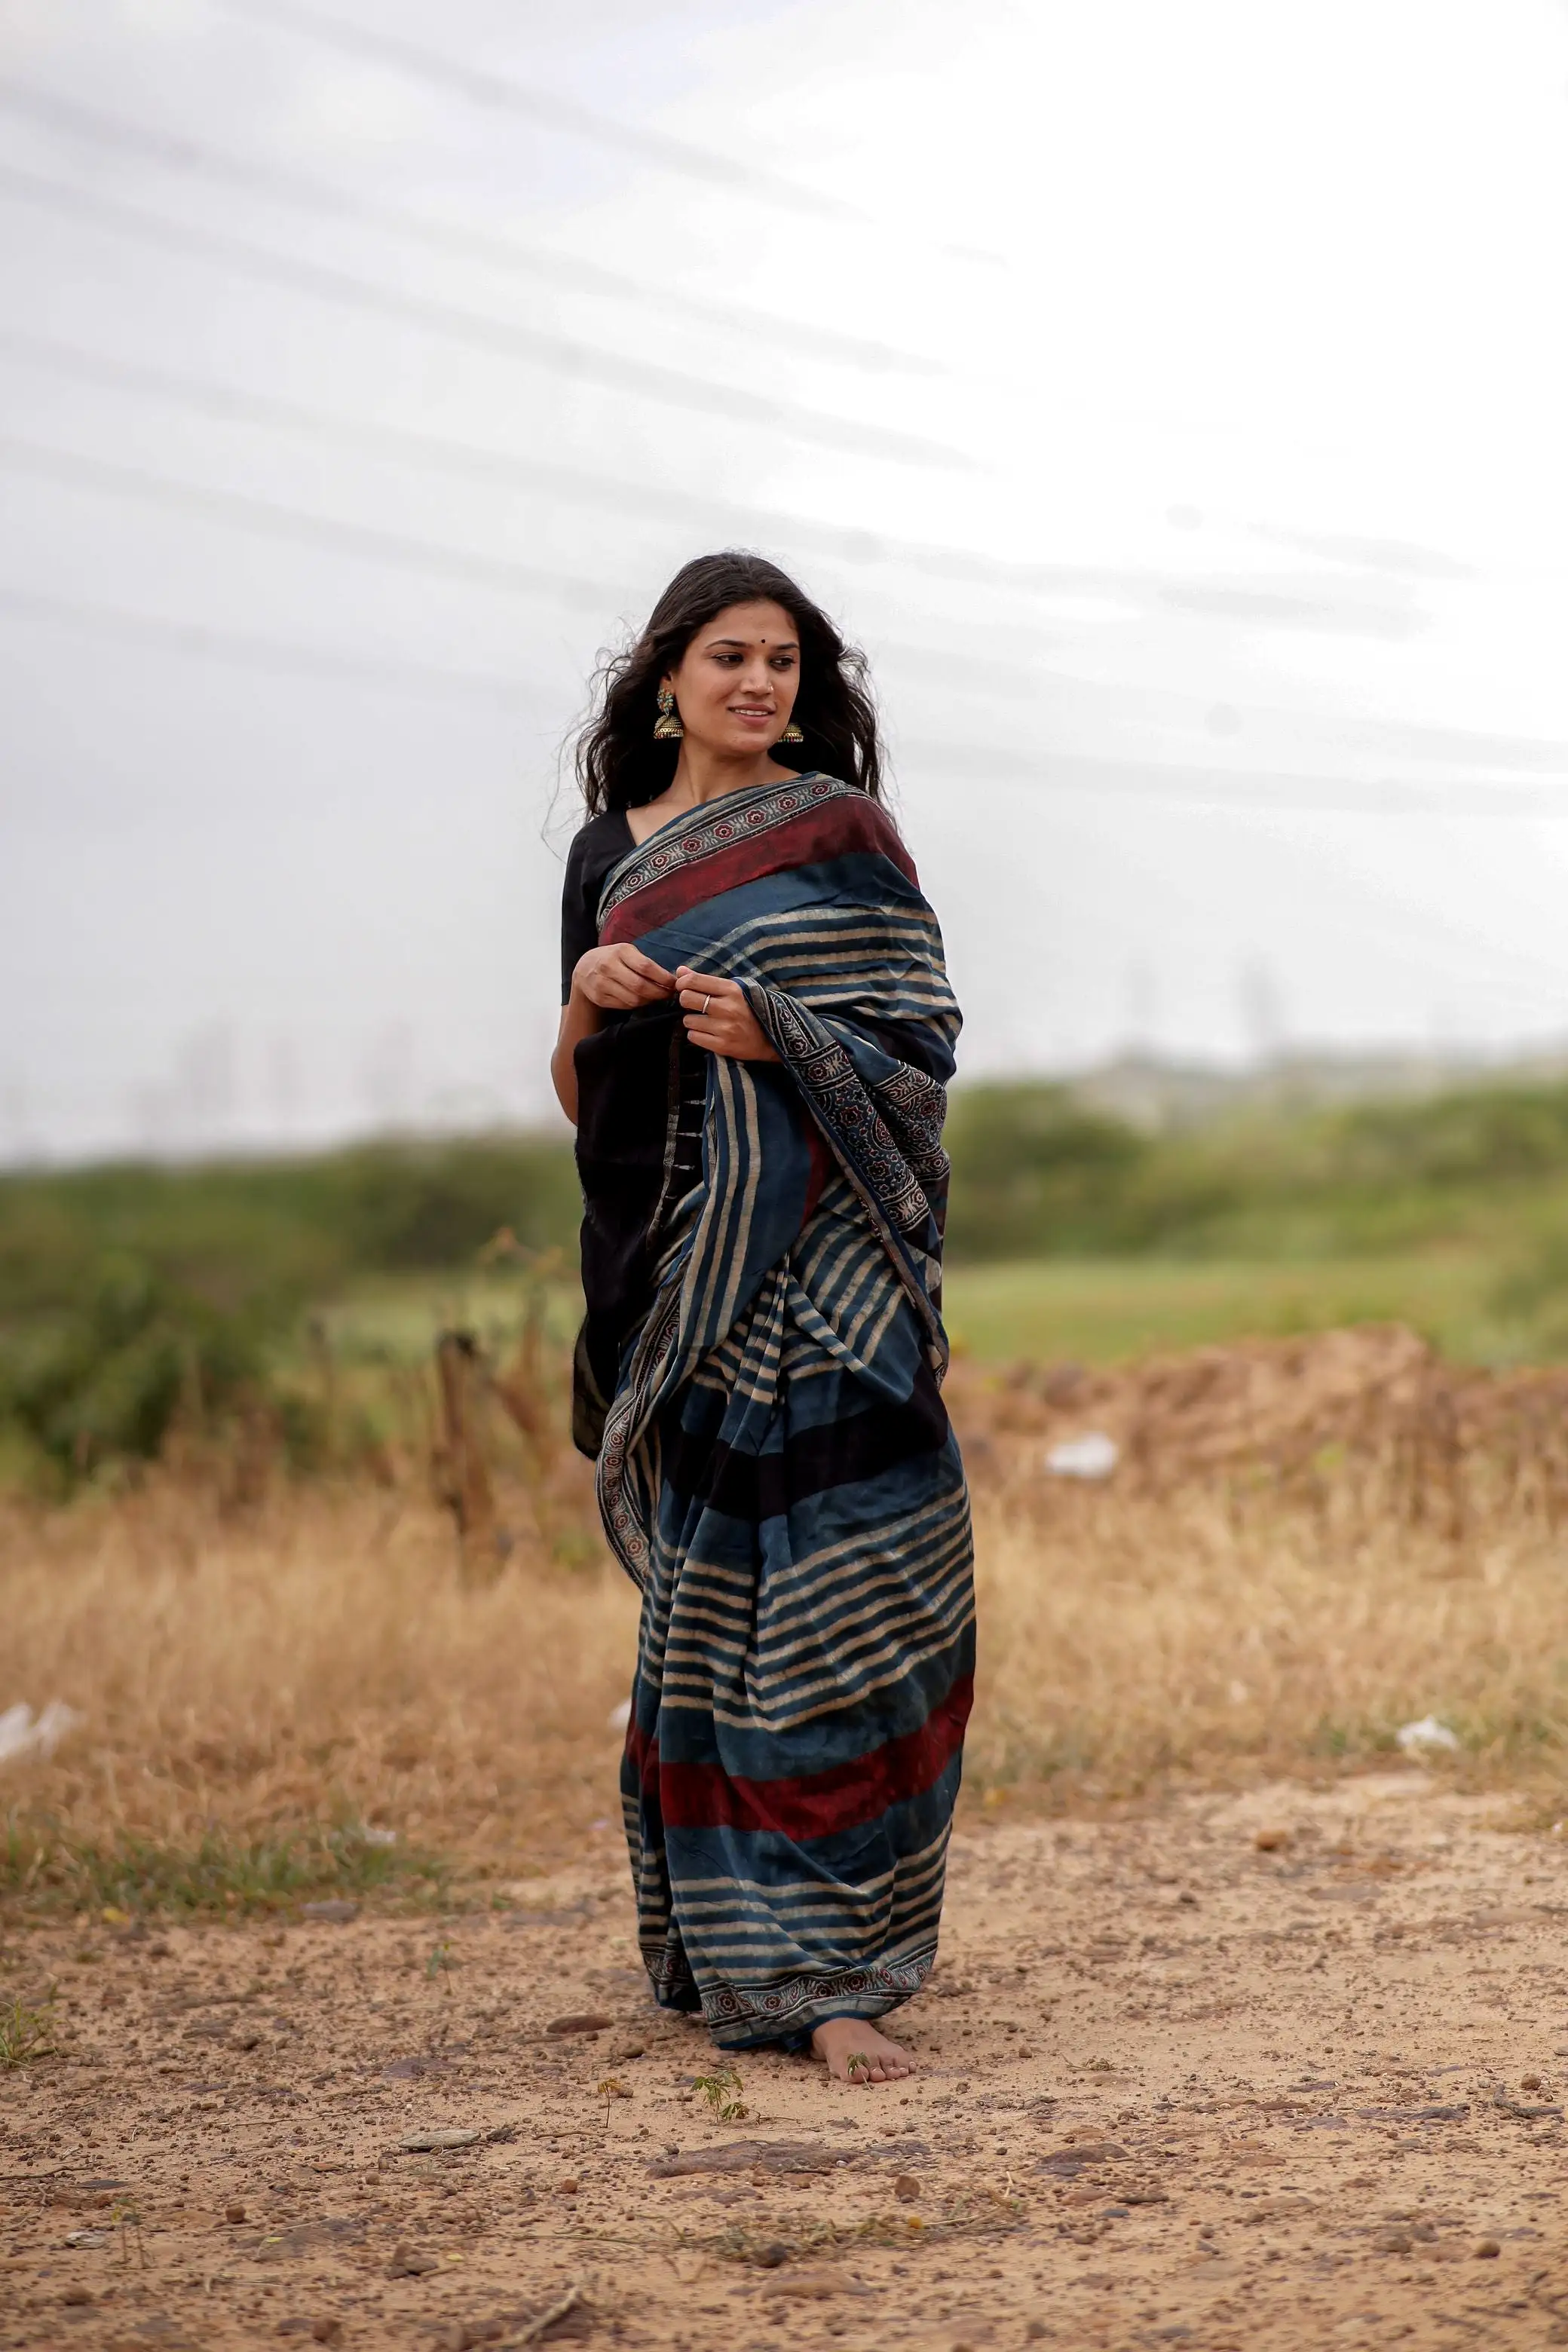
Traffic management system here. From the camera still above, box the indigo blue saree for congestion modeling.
[569,773,974,2050]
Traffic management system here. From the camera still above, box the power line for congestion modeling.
[0,165,1410,630]
[0,429,1074,703]
[0,573,1560,821]
[2,346,1545,798]
[0,78,938,381]
[0,398,1263,715]
[0,424,1083,701]
[7,326,1352,626]
[213,0,868,228]
[0,429,620,607]
[0,325,1130,608]
[908,740,1568,819]
[0,580,527,700]
[0,164,968,472]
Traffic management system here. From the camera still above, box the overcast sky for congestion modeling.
[5,0,1568,1161]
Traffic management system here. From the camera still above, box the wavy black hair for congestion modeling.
[574,551,884,815]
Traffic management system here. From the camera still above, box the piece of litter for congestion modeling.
[1396,1716,1460,1755]
[0,1699,83,1766]
[359,1826,397,1848]
[606,1696,632,1733]
[396,2128,482,2153]
[64,2230,109,2249]
[301,1900,360,1924]
[1043,1432,1118,1481]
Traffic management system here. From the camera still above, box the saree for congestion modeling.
[572,772,975,2050]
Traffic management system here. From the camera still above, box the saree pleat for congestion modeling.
[574,773,975,2049]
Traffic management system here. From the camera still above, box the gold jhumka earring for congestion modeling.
[779,721,805,743]
[653,688,683,740]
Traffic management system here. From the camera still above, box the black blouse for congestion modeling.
[559,810,634,1002]
[560,807,708,1445]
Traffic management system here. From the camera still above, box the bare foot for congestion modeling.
[810,2017,917,2085]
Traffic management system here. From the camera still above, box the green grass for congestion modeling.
[10,1073,1568,1487]
[0,1819,452,1919]
[942,1248,1509,1366]
[315,1267,582,1370]
[317,1247,1519,1379]
[0,1993,57,2068]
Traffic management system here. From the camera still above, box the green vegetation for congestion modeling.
[691,2062,749,2121]
[942,1249,1502,1367]
[4,1073,1568,1481]
[0,1135,580,1486]
[940,1075,1568,1361]
[0,1992,57,2069]
[0,1817,450,1918]
[0,1133,579,1318]
[943,1076,1568,1260]
[0,1252,289,1478]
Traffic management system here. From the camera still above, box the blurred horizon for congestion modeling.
[10,1032,1568,1172]
[7,0,1568,1168]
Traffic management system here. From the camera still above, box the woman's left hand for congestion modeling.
[675,968,779,1063]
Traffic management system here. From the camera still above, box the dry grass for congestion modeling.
[959,1325,1568,1802]
[5,1326,1568,1916]
[972,1481,1568,1800]
[0,1481,640,1909]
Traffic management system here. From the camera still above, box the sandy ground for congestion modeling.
[5,1773,1567,2351]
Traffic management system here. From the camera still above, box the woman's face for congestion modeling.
[665,600,801,757]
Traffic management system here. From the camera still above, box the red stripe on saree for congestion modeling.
[625,1674,973,1841]
[599,798,917,948]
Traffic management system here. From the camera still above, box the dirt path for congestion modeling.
[5,1774,1566,2350]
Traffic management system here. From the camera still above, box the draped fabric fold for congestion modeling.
[573,773,975,2049]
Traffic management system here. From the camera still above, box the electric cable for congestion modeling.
[0,78,937,378]
[0,427,1102,700]
[0,429,620,608]
[0,580,527,700]
[1,571,1560,819]
[0,164,969,471]
[0,323,1174,606]
[213,0,868,226]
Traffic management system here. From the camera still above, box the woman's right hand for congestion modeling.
[571,943,676,1011]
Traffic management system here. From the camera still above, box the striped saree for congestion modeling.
[573,773,974,2050]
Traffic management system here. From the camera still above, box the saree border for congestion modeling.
[595,771,844,929]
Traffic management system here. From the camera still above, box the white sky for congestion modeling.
[4,0,1568,1159]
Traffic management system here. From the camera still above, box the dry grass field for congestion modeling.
[6,1323,1568,2349]
[4,1324,1568,1912]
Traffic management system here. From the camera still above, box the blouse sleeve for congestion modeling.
[560,826,601,1004]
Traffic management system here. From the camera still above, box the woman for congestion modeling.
[553,551,974,2087]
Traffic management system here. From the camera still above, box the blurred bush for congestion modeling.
[0,1135,580,1313]
[0,1251,279,1477]
[7,1078,1568,1484]
[946,1078,1568,1264]
[945,1084,1153,1257]
[0,1135,580,1486]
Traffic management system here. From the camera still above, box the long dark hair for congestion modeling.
[574,552,885,815]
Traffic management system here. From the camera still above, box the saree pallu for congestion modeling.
[573,773,975,2050]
